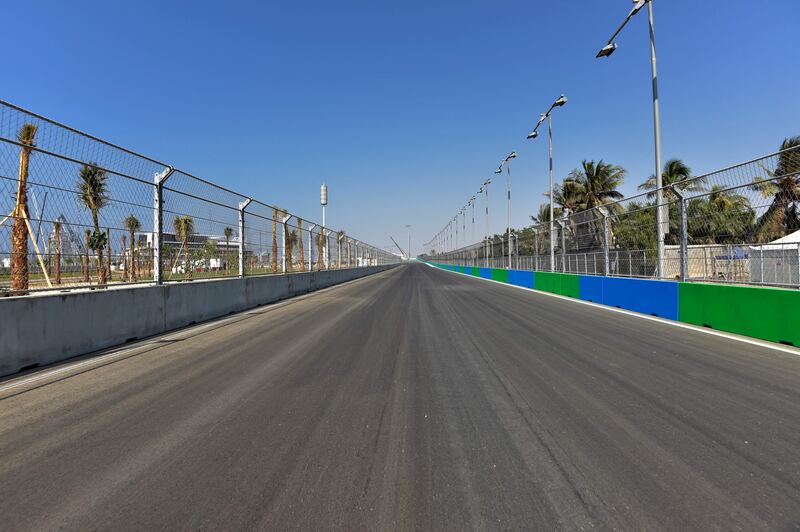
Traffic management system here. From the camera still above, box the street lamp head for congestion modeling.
[526,130,539,140]
[553,95,568,107]
[596,43,617,58]
[507,151,517,160]
[494,167,502,174]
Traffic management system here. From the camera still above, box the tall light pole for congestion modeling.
[481,177,491,267]
[470,196,476,243]
[597,0,664,278]
[498,151,517,269]
[405,224,411,260]
[527,94,567,272]
[320,183,328,268]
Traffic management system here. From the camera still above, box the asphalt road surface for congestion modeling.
[2,263,799,530]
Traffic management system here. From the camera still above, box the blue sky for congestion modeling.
[5,0,799,255]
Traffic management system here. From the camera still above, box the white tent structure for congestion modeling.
[748,230,800,287]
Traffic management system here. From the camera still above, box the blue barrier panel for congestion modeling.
[508,269,535,288]
[479,268,492,279]
[579,275,604,303]
[601,277,679,320]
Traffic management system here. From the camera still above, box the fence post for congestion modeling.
[600,207,610,276]
[238,199,252,278]
[308,224,316,271]
[153,166,174,285]
[533,229,539,271]
[557,219,566,272]
[672,187,687,282]
[280,213,292,272]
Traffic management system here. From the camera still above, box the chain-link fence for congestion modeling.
[427,144,800,289]
[0,100,398,295]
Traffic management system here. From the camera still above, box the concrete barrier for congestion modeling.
[0,266,396,377]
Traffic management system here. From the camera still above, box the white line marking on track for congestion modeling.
[426,263,800,357]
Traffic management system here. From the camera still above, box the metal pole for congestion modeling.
[507,164,512,270]
[533,229,539,271]
[152,166,173,285]
[602,209,610,276]
[559,219,566,272]
[680,197,688,282]
[308,224,316,271]
[238,199,252,277]
[485,185,490,267]
[549,113,555,272]
[471,201,475,243]
[649,0,665,278]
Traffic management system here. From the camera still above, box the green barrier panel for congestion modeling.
[534,272,580,298]
[490,268,509,283]
[470,267,479,276]
[679,282,800,346]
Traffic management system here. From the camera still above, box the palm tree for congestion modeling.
[105,230,112,282]
[296,219,305,271]
[53,220,62,285]
[337,230,346,268]
[551,179,586,214]
[271,207,279,273]
[11,123,37,292]
[317,231,325,270]
[279,209,290,272]
[287,230,297,272]
[83,229,91,282]
[689,185,754,244]
[173,215,194,279]
[223,226,233,274]
[121,235,127,281]
[638,158,705,200]
[77,163,109,285]
[530,203,563,225]
[751,136,800,242]
[568,160,626,211]
[123,215,141,281]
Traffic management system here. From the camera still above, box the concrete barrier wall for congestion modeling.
[0,266,396,377]
[430,263,798,346]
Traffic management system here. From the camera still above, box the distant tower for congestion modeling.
[320,183,328,268]
[320,182,328,227]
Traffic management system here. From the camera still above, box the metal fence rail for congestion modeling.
[427,144,800,289]
[0,100,398,295]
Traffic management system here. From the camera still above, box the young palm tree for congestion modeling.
[278,209,290,271]
[77,163,110,285]
[83,229,91,282]
[287,230,297,272]
[11,123,38,292]
[123,215,141,281]
[316,231,325,270]
[337,230,345,268]
[751,136,800,241]
[638,158,705,200]
[53,220,62,285]
[271,207,279,273]
[296,219,305,271]
[223,226,233,274]
[121,235,127,281]
[173,215,194,279]
[105,230,112,282]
